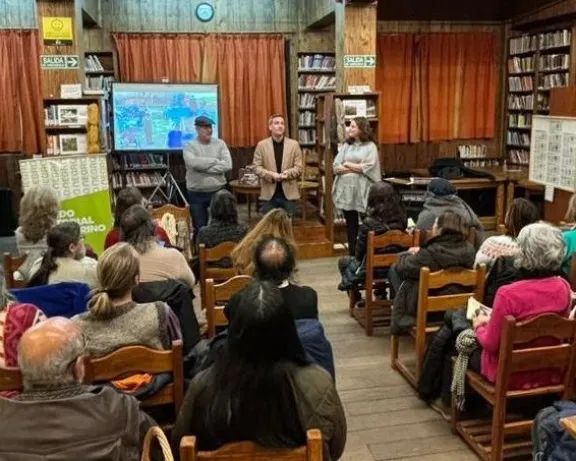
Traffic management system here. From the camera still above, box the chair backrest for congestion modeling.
[205,275,253,338]
[570,253,576,290]
[419,227,476,246]
[497,224,507,236]
[495,314,576,398]
[180,429,323,461]
[199,242,238,309]
[84,340,184,412]
[0,367,22,392]
[3,253,27,289]
[151,204,193,260]
[417,265,486,317]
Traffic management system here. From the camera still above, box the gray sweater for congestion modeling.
[183,138,232,192]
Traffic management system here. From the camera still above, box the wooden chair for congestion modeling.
[0,367,22,392]
[3,253,27,289]
[205,275,253,338]
[349,230,420,336]
[453,314,576,461]
[199,242,238,311]
[180,429,323,461]
[84,340,184,416]
[391,265,486,388]
[497,224,507,236]
[151,204,193,260]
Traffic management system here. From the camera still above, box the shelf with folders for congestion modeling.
[504,27,573,167]
[314,92,381,246]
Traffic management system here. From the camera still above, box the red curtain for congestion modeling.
[0,30,45,155]
[376,32,498,143]
[113,33,286,148]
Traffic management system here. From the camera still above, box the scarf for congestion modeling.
[451,328,478,410]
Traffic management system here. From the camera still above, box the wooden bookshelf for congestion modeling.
[504,27,574,168]
[315,92,380,246]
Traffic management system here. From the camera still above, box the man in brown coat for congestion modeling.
[0,317,156,461]
[253,114,303,217]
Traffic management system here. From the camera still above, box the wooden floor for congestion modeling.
[299,258,479,461]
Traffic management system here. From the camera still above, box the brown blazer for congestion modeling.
[253,137,303,201]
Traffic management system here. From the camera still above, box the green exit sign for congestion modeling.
[40,55,79,70]
[344,55,376,68]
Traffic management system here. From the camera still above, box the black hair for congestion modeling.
[28,222,81,287]
[120,204,156,254]
[254,236,296,285]
[210,189,239,226]
[192,281,308,450]
[505,198,540,238]
[113,187,143,226]
[345,116,377,145]
[366,182,408,229]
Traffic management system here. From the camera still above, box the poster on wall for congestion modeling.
[42,17,74,46]
[19,155,113,254]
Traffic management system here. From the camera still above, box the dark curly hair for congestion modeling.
[366,182,407,229]
[345,116,377,145]
[210,190,239,226]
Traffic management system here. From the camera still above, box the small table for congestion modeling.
[229,180,319,220]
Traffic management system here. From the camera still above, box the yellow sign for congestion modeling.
[42,17,74,46]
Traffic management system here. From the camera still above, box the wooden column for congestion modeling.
[335,1,378,92]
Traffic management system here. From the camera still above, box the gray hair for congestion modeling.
[514,222,566,273]
[18,330,84,390]
[0,267,16,311]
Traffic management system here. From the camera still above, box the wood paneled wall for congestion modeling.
[101,0,300,33]
[377,21,506,172]
[82,0,100,25]
[301,0,334,28]
[344,5,378,89]
[513,0,576,27]
[0,0,36,28]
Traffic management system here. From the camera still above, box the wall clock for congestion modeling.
[196,3,215,22]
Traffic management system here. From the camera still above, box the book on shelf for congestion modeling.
[510,35,537,55]
[508,76,534,92]
[508,113,532,128]
[539,72,569,90]
[509,149,530,165]
[539,54,570,71]
[298,75,337,89]
[539,29,571,50]
[119,153,167,170]
[46,134,87,155]
[508,56,534,74]
[299,93,317,108]
[116,171,167,188]
[506,131,530,147]
[85,54,105,71]
[298,130,316,144]
[298,54,335,70]
[85,75,114,92]
[458,144,487,159]
[298,110,316,126]
[508,94,534,110]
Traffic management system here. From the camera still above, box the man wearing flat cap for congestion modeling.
[183,116,232,236]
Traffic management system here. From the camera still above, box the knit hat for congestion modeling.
[428,178,456,197]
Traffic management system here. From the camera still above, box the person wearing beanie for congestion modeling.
[416,178,484,248]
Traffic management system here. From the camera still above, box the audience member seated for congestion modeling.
[562,193,576,275]
[470,222,571,389]
[74,243,181,357]
[338,182,408,291]
[416,178,484,248]
[172,281,346,461]
[231,208,295,276]
[475,198,539,272]
[14,185,59,281]
[0,267,45,398]
[105,186,171,250]
[121,204,195,288]
[27,222,98,289]
[390,212,476,335]
[0,317,155,460]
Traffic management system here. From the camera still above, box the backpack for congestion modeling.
[532,400,576,461]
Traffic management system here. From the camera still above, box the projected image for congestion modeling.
[112,83,219,151]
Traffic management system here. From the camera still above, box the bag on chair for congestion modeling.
[532,401,576,461]
[141,426,174,461]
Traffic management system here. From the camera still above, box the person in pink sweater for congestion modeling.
[472,222,572,390]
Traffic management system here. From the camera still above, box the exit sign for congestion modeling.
[40,55,79,70]
[344,55,376,68]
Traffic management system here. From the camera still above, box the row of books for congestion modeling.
[457,144,487,159]
[298,55,335,70]
[113,153,167,170]
[508,57,534,74]
[507,131,530,147]
[508,113,532,128]
[510,35,537,55]
[510,29,571,55]
[509,150,530,165]
[45,104,88,126]
[299,93,317,108]
[539,72,569,90]
[112,172,167,189]
[46,134,87,156]
[298,75,337,90]
[540,54,570,71]
[508,94,533,110]
[85,55,107,71]
[461,159,501,168]
[85,75,114,92]
[509,76,533,92]
[298,111,316,126]
[298,130,316,145]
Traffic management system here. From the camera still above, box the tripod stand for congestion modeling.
[148,151,188,206]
